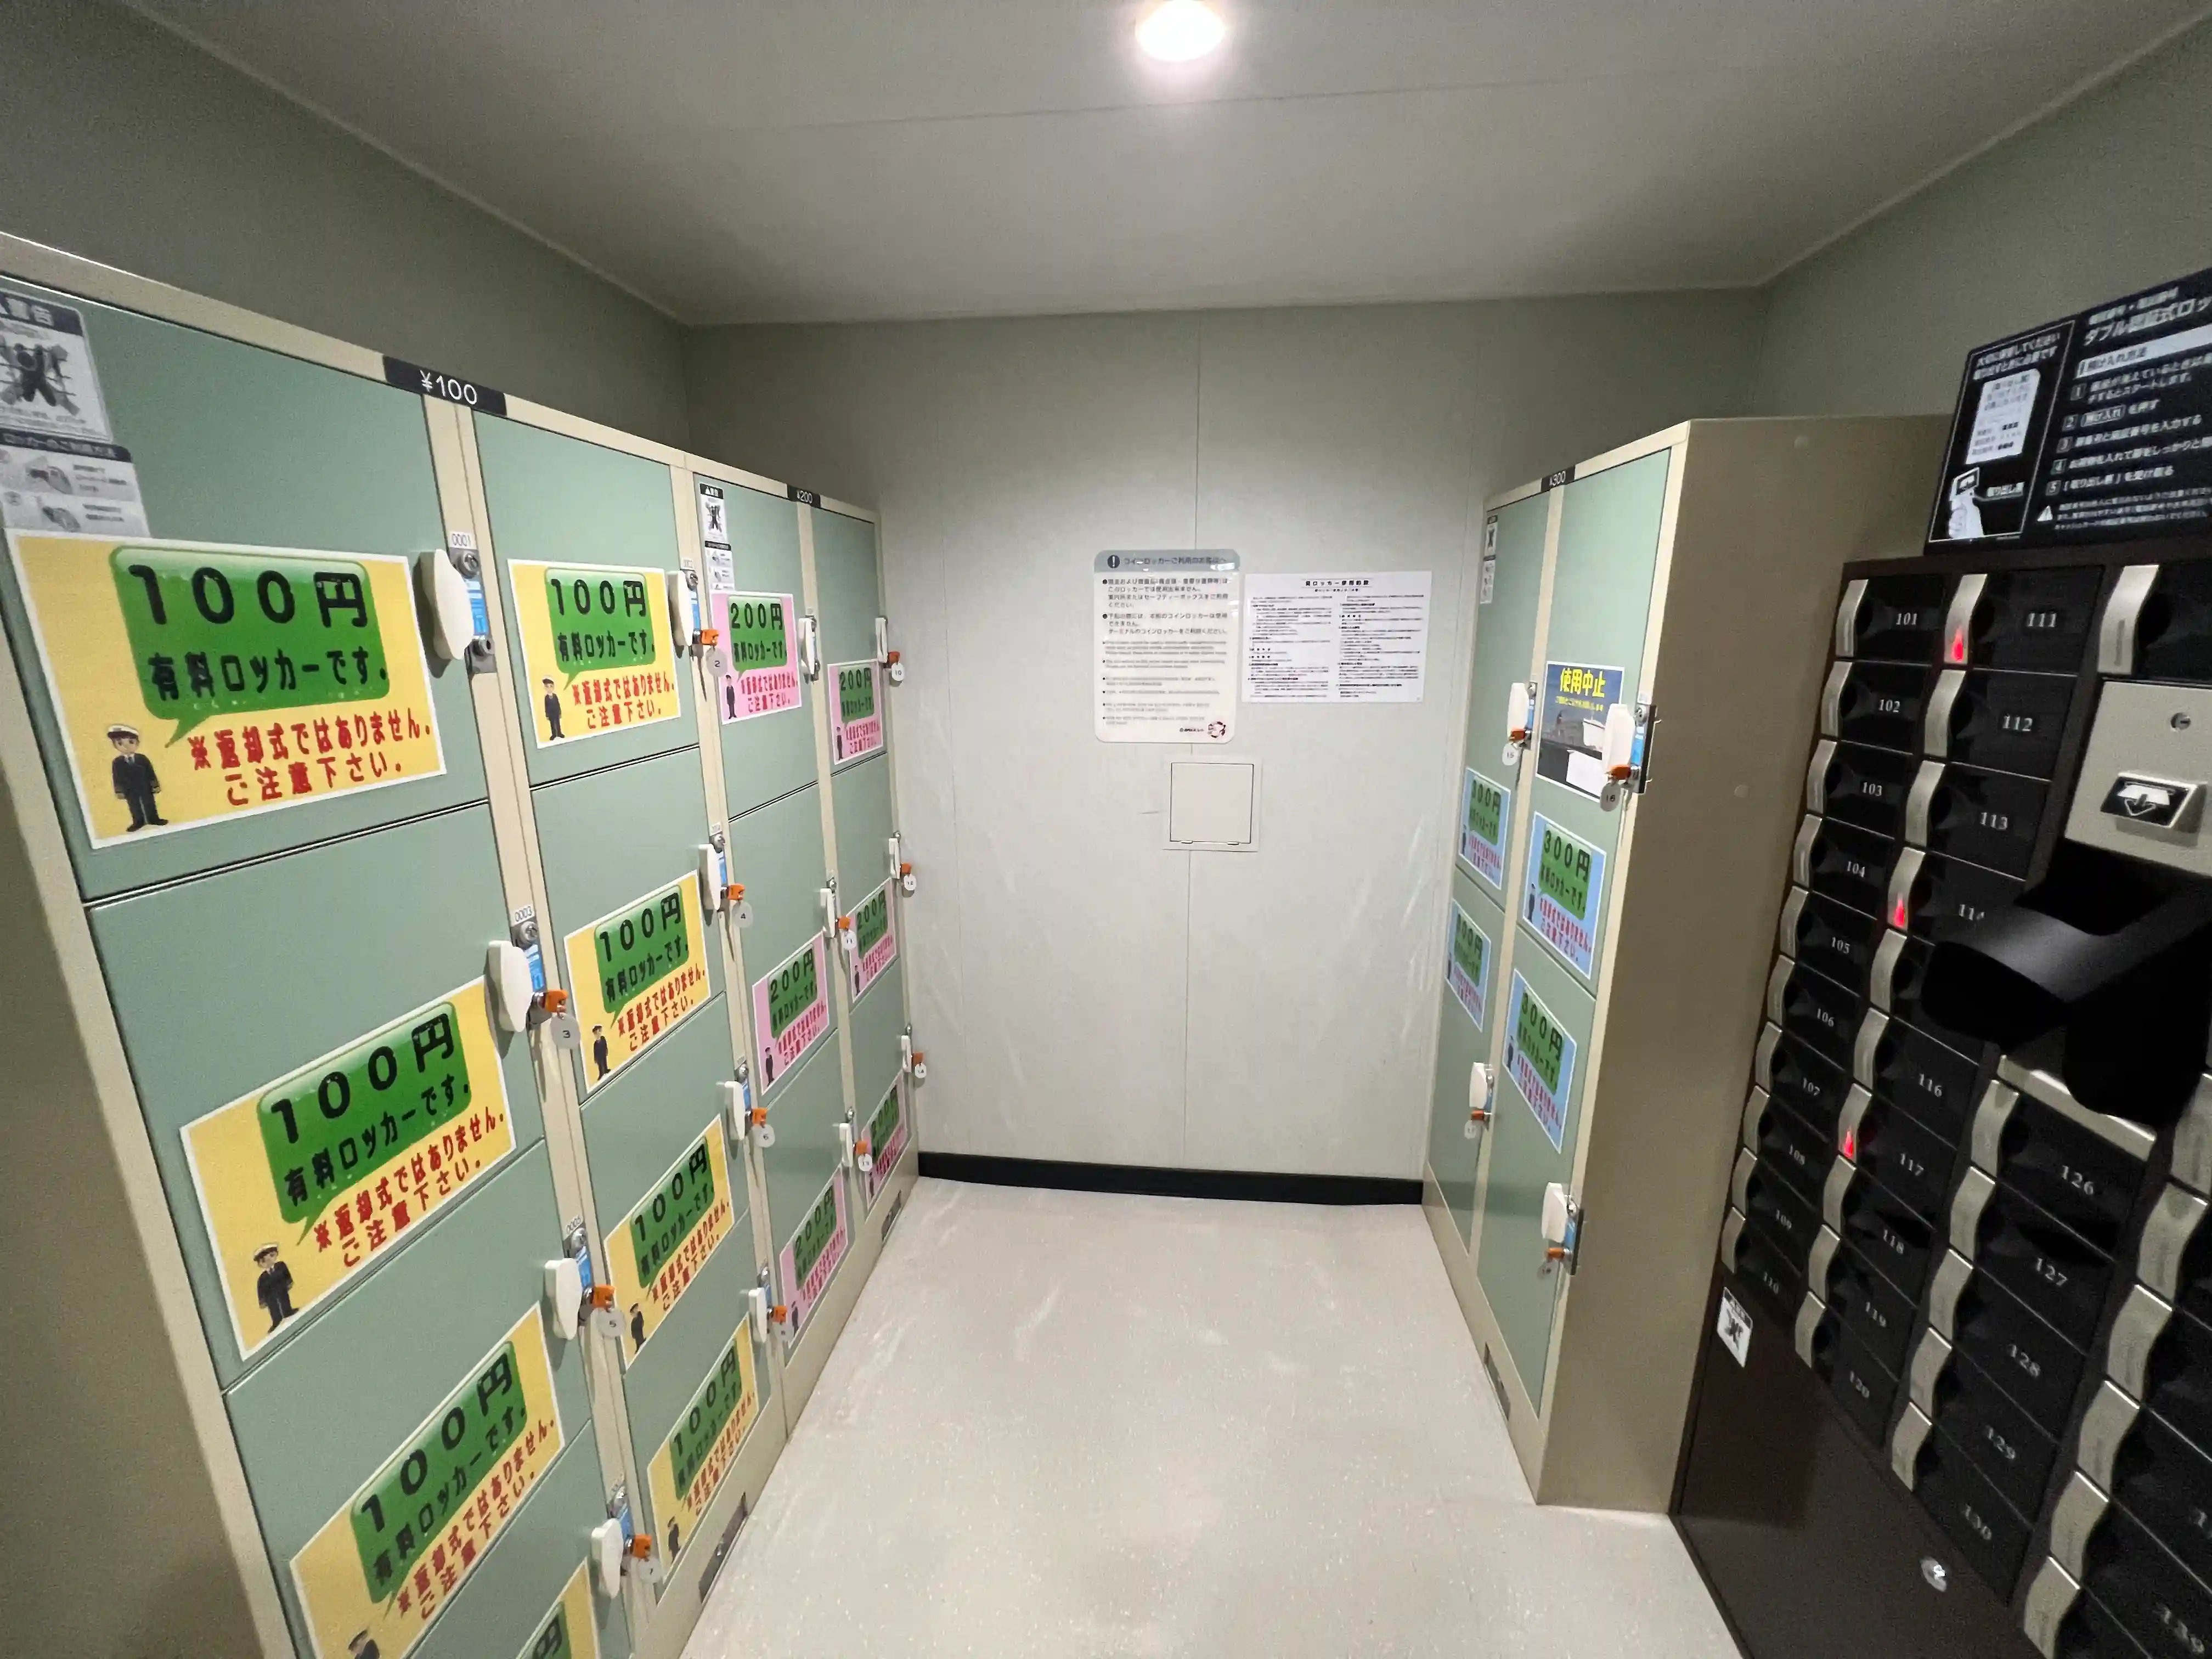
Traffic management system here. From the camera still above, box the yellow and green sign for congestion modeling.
[182,980,515,1361]
[292,1310,563,1659]
[515,1561,599,1659]
[646,1323,759,1588]
[562,872,712,1091]
[603,1122,738,1363]
[5,534,446,843]
[507,560,681,747]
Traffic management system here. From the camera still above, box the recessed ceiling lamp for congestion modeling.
[1137,0,1227,62]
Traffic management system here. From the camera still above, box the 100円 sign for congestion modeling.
[562,872,712,1092]
[5,534,446,843]
[181,980,515,1361]
[291,1310,563,1659]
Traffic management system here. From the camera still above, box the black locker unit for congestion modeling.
[1678,539,2212,1659]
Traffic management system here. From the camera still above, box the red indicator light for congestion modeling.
[1949,630,1968,663]
[1892,899,1910,928]
[1841,1130,1858,1160]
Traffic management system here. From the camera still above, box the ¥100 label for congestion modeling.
[709,589,801,723]
[847,877,899,1005]
[515,1560,598,1659]
[5,534,447,844]
[1503,971,1577,1152]
[1445,901,1491,1029]
[750,931,831,1088]
[1521,812,1606,980]
[647,1321,760,1590]
[292,1309,563,1659]
[507,560,681,748]
[862,1080,906,1210]
[603,1122,737,1364]
[779,1171,850,1341]
[562,872,712,1092]
[1459,768,1510,893]
[181,980,515,1361]
[828,659,883,766]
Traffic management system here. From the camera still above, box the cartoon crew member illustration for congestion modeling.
[725,679,738,720]
[541,676,566,740]
[667,1522,682,1562]
[629,1304,646,1351]
[254,1245,296,1331]
[108,724,166,830]
[592,1025,610,1079]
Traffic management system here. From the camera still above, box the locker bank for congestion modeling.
[7,5,2212,1658]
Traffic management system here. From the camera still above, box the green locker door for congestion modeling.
[474,415,694,788]
[727,786,836,1100]
[225,1143,602,1659]
[695,473,817,816]
[1474,449,1672,1403]
[88,805,543,1385]
[1426,491,1550,1243]
[1427,875,1508,1246]
[0,276,489,899]
[832,753,907,1109]
[532,749,723,1102]
[810,507,888,772]
[760,1043,854,1344]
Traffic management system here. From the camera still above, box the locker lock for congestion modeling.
[665,568,699,654]
[1539,1182,1583,1273]
[745,1104,775,1149]
[1465,1062,1494,1138]
[584,1282,622,1341]
[590,1518,625,1598]
[487,942,535,1035]
[698,625,731,681]
[890,834,916,894]
[747,1284,772,1342]
[836,913,856,961]
[698,844,731,915]
[542,1256,585,1338]
[1502,680,1535,768]
[901,1031,927,1083]
[530,987,581,1048]
[1596,703,1655,813]
[419,545,491,670]
[839,1120,871,1173]
[799,614,823,680]
[727,882,752,927]
[886,650,906,686]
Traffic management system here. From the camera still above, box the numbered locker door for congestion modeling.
[811,506,889,774]
[727,785,850,1346]
[1429,489,1553,1245]
[1473,447,1673,1408]
[472,414,693,787]
[834,752,910,1189]
[0,276,490,899]
[692,472,817,816]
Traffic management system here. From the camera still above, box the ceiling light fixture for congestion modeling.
[1137,0,1227,63]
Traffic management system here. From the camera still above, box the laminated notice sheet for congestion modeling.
[1094,550,1239,742]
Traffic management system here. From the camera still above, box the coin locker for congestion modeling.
[1,238,915,1659]
[832,753,909,1142]
[1428,874,1508,1239]
[1420,415,1946,1506]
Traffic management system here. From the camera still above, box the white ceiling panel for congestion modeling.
[129,1,2212,322]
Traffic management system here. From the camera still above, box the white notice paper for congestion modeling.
[1965,368,2040,465]
[1242,571,1431,703]
[1094,551,1240,743]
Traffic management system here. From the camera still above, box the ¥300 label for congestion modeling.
[1503,971,1577,1152]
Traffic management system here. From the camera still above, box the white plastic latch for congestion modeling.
[419,549,477,666]
[487,942,534,1035]
[1464,1061,1494,1138]
[799,614,822,680]
[900,1030,927,1084]
[1539,1182,1582,1273]
[838,1120,859,1169]
[1503,680,1534,768]
[665,569,697,653]
[820,885,838,935]
[747,1284,771,1342]
[874,615,891,665]
[543,1256,584,1339]
[698,845,726,915]
[591,1518,625,1599]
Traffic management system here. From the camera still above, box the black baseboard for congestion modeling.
[917,1151,1420,1206]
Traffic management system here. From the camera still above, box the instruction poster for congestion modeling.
[829,659,884,765]
[507,560,681,747]
[604,1122,738,1365]
[1241,571,1431,702]
[695,479,735,589]
[183,980,515,1362]
[862,1081,906,1210]
[779,1171,850,1340]
[750,932,831,1088]
[1093,550,1239,742]
[292,1310,563,1659]
[1522,813,1606,980]
[0,287,115,443]
[1,432,146,538]
[646,1322,759,1589]
[1446,902,1491,1028]
[1928,323,2072,545]
[709,590,801,723]
[847,877,899,1004]
[1536,661,1622,798]
[7,534,446,844]
[1503,972,1577,1152]
[1459,768,1510,891]
[515,1562,599,1659]
[562,873,712,1092]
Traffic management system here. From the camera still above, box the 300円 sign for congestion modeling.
[6,534,446,844]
